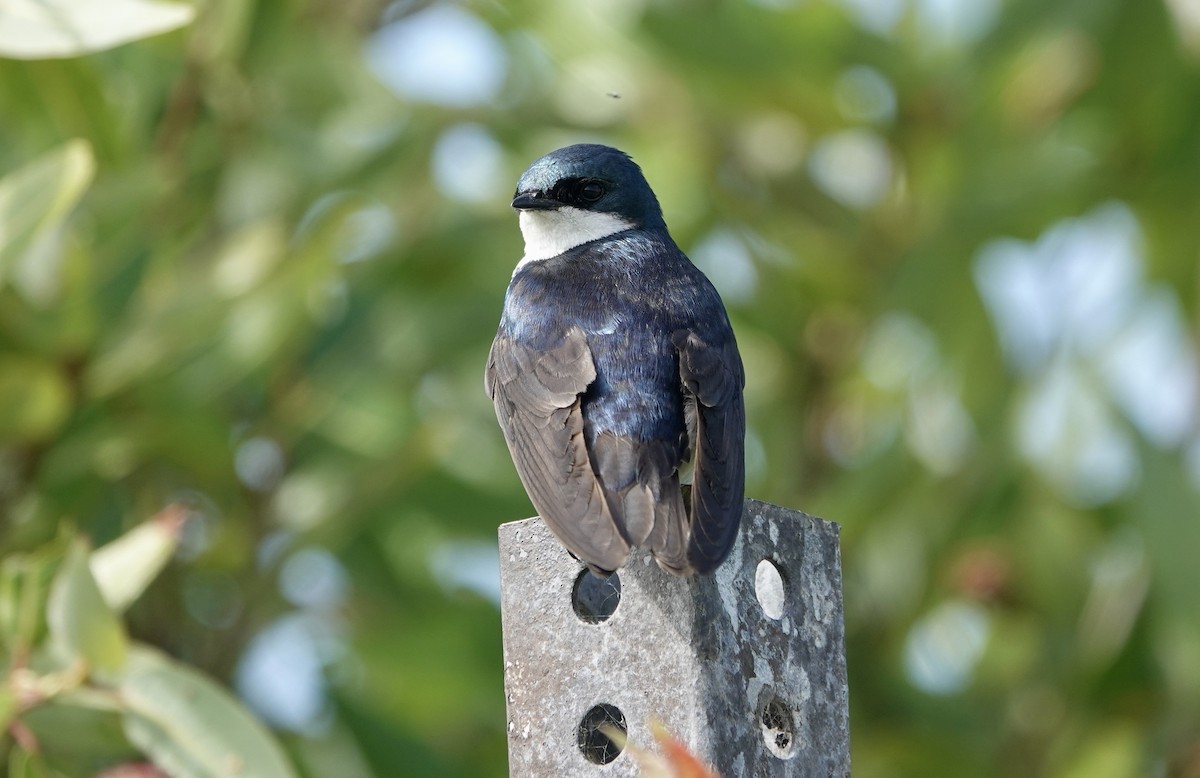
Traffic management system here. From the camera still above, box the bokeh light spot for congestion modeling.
[235,436,286,493]
[808,130,893,209]
[689,227,758,305]
[236,614,334,735]
[904,601,990,695]
[431,123,507,205]
[835,66,896,124]
[365,4,507,108]
[280,547,351,611]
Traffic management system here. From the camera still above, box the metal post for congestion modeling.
[498,498,850,777]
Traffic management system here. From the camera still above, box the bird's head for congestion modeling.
[511,144,665,263]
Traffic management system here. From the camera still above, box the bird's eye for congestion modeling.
[579,181,606,203]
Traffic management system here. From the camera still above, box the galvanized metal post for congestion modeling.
[498,498,850,777]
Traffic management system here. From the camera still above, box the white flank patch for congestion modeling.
[677,456,694,486]
[590,315,619,336]
[514,206,634,272]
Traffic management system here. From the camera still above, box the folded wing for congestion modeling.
[673,330,746,574]
[486,327,630,573]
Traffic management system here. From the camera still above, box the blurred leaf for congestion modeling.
[7,747,58,778]
[0,685,16,730]
[20,694,139,774]
[0,0,194,60]
[1056,723,1141,778]
[0,357,72,442]
[0,138,93,257]
[90,505,187,614]
[648,720,720,778]
[95,764,171,778]
[46,538,128,676]
[0,138,93,305]
[606,719,720,778]
[0,536,70,658]
[0,557,30,652]
[118,646,298,778]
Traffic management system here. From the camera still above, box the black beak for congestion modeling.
[511,191,563,211]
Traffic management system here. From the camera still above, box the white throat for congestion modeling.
[515,207,635,272]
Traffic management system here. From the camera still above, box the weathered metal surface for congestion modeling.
[498,499,850,777]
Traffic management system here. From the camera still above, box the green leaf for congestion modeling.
[0,358,72,443]
[19,692,138,774]
[0,559,27,651]
[90,505,188,614]
[118,645,298,778]
[46,539,128,676]
[0,0,195,60]
[7,746,63,778]
[0,139,94,305]
[0,535,71,658]
[0,685,16,731]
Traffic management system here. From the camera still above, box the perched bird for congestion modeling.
[485,144,745,576]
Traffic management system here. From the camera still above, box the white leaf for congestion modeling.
[0,0,194,60]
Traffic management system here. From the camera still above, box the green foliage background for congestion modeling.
[2,0,1199,776]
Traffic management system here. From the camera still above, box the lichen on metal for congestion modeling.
[498,498,850,777]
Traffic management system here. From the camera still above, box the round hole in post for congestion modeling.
[754,559,786,620]
[572,569,621,624]
[577,703,627,765]
[760,694,797,759]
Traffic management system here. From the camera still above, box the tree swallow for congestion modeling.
[486,144,745,576]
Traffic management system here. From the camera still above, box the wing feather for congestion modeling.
[486,327,630,572]
[589,432,685,566]
[673,330,746,574]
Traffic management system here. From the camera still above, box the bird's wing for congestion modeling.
[673,329,746,574]
[486,327,631,573]
[589,429,690,574]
